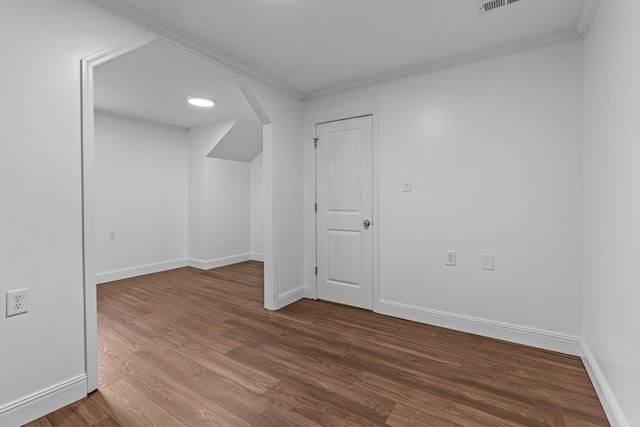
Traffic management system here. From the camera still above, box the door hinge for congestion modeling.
[313,137,318,148]
[315,266,318,276]
[314,203,317,212]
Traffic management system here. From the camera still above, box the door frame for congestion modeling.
[309,109,379,312]
[81,31,159,393]
[81,33,278,393]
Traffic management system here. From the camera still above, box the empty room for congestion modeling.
[1,0,638,426]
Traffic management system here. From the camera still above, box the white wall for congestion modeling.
[95,113,263,276]
[204,158,251,260]
[0,0,142,424]
[188,120,231,261]
[94,113,188,281]
[188,121,251,266]
[303,41,584,353]
[249,80,305,308]
[250,152,264,260]
[582,1,640,425]
[0,1,298,422]
[6,0,620,424]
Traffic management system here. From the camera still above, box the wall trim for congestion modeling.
[85,0,586,102]
[82,30,160,393]
[96,258,189,284]
[0,375,87,427]
[188,253,251,270]
[304,29,580,100]
[95,108,188,132]
[575,0,601,38]
[277,286,305,309]
[378,300,582,356]
[262,123,277,310]
[581,342,629,427]
[250,253,264,262]
[97,254,263,281]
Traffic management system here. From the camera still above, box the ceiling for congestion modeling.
[90,0,586,97]
[90,0,587,129]
[94,39,258,129]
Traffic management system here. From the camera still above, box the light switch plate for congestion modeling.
[482,253,495,270]
[402,178,412,192]
[445,250,456,266]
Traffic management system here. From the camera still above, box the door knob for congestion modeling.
[363,219,371,230]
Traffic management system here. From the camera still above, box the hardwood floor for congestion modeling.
[26,261,608,426]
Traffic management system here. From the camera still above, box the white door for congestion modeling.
[316,115,373,310]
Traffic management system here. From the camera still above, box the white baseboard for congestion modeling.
[96,258,188,284]
[0,375,87,427]
[581,342,629,427]
[378,300,582,356]
[97,254,257,280]
[188,253,251,270]
[277,286,305,308]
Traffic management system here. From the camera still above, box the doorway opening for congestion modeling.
[81,33,275,392]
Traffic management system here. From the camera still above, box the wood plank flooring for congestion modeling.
[26,261,608,426]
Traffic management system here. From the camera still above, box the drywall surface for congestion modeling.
[251,80,304,305]
[188,120,233,261]
[94,113,188,276]
[188,122,251,264]
[304,41,583,344]
[204,158,251,260]
[583,0,640,425]
[251,152,264,260]
[0,0,142,417]
[207,118,263,162]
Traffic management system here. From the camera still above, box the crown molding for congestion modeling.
[575,0,601,38]
[94,109,189,132]
[84,30,158,67]
[304,29,581,100]
[84,0,304,100]
[85,0,589,103]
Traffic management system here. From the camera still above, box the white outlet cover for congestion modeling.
[6,288,29,317]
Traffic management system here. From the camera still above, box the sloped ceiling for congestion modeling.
[94,39,259,129]
[207,118,263,163]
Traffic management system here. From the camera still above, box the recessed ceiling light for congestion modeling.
[187,96,215,108]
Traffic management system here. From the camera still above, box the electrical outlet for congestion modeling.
[445,250,456,266]
[6,288,29,317]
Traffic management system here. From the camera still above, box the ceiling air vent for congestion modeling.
[478,0,522,14]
